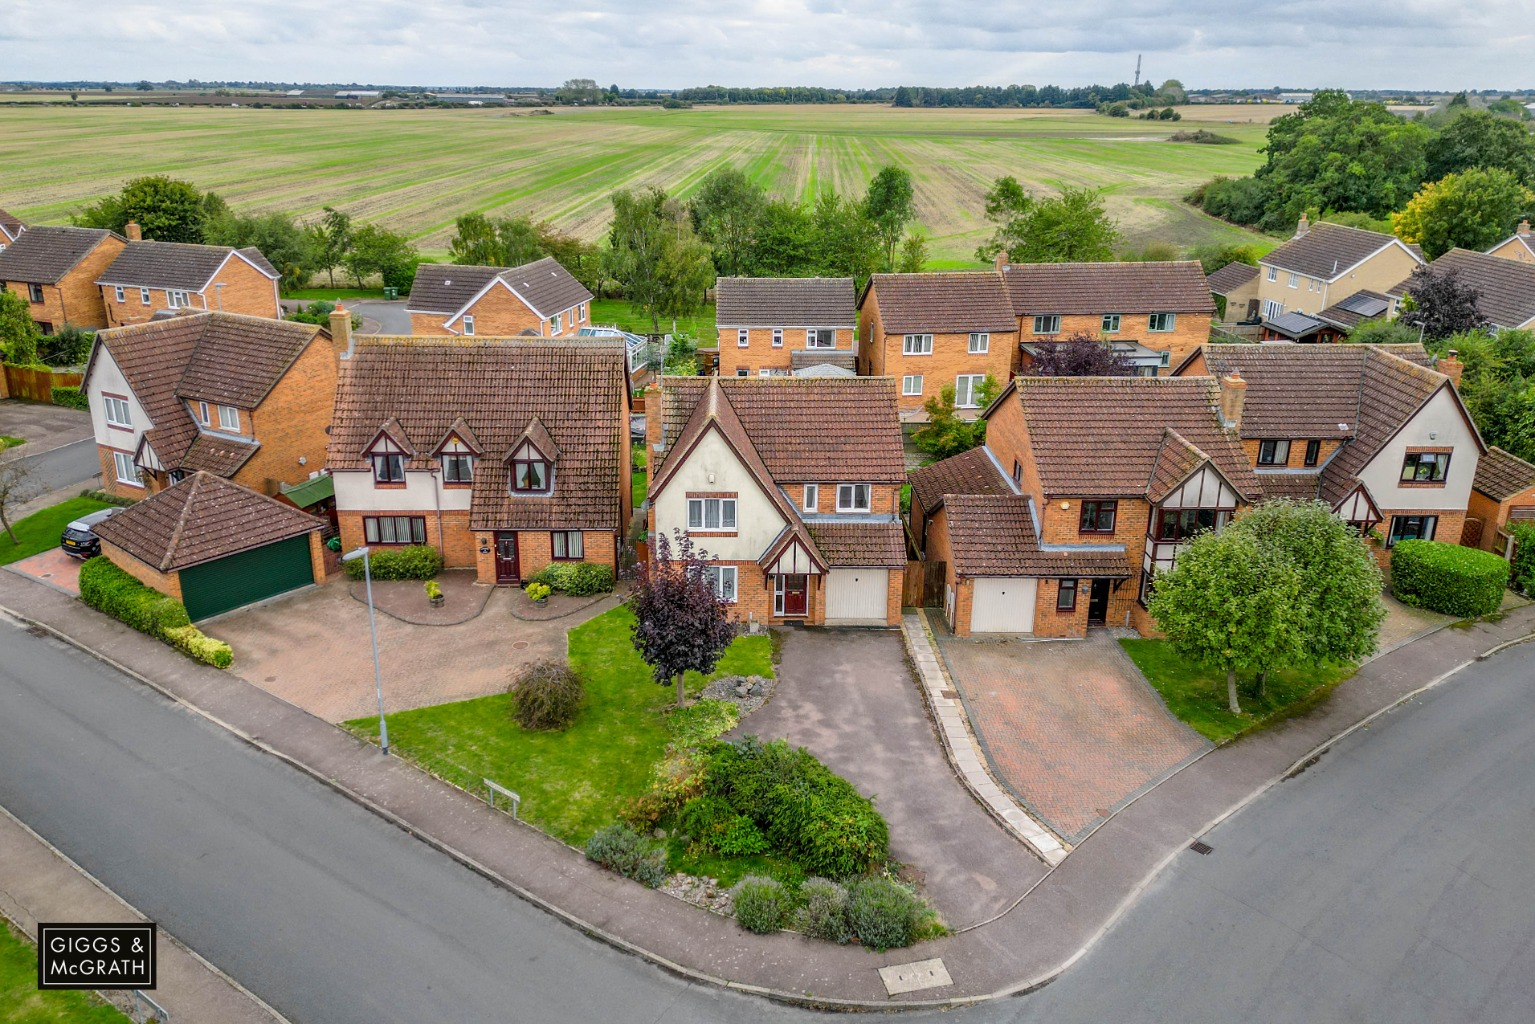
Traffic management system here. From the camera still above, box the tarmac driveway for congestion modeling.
[932,619,1210,844]
[734,628,1047,929]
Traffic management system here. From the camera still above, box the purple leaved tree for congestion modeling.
[628,530,737,708]
[1023,332,1134,376]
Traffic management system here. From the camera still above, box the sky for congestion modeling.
[4,0,1532,91]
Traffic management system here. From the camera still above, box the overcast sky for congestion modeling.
[5,1,1531,91]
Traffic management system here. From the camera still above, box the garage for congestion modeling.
[970,577,1038,634]
[824,568,889,625]
[180,534,316,621]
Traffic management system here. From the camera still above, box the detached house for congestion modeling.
[1388,248,1535,332]
[0,225,126,332]
[911,376,1260,637]
[714,277,856,378]
[0,209,25,251]
[82,310,341,499]
[1469,447,1535,558]
[328,337,631,585]
[1255,217,1423,333]
[646,376,906,627]
[96,231,282,326]
[407,258,592,337]
[1486,220,1535,265]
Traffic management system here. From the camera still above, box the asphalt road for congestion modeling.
[1,616,1531,1024]
[13,436,99,495]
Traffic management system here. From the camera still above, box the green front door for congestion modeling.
[179,534,314,621]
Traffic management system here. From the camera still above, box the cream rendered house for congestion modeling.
[1255,217,1423,324]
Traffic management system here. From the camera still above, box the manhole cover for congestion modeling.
[511,641,530,650]
[26,625,49,638]
[39,572,53,579]
[940,689,959,699]
[879,958,953,995]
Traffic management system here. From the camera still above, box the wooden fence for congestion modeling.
[3,365,82,403]
[902,560,946,608]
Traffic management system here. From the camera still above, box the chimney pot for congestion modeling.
[125,220,143,242]
[1438,349,1464,387]
[1219,371,1247,430]
[329,303,355,361]
[994,250,1010,272]
[1519,219,1531,237]
[1294,213,1310,238]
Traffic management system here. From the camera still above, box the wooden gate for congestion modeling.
[902,560,946,607]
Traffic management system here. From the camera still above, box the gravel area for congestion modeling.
[698,674,775,718]
[659,874,734,916]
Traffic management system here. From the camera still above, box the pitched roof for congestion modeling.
[862,272,1017,334]
[97,241,278,290]
[1473,446,1535,501]
[0,225,119,284]
[1255,472,1324,501]
[328,337,629,532]
[1001,260,1215,314]
[943,494,1135,578]
[1395,249,1535,329]
[716,277,855,327]
[1206,261,1259,294]
[803,521,906,568]
[1261,223,1417,281]
[175,314,325,407]
[498,256,593,319]
[93,472,319,572]
[1315,289,1391,330]
[406,263,501,314]
[1146,429,1217,503]
[0,209,25,241]
[907,446,1010,514]
[1489,233,1535,260]
[407,257,593,321]
[655,376,905,483]
[997,376,1260,500]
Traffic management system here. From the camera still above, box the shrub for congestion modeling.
[845,877,924,952]
[39,325,95,367]
[343,545,442,580]
[796,878,852,944]
[667,698,738,747]
[524,581,552,602]
[1509,522,1535,596]
[79,557,191,636]
[424,579,442,600]
[677,793,767,854]
[1391,539,1509,617]
[162,624,234,668]
[716,816,770,856]
[508,659,584,730]
[50,385,90,410]
[585,823,669,887]
[730,875,788,934]
[527,561,615,596]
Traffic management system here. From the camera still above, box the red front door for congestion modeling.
[495,532,520,584]
[779,574,808,617]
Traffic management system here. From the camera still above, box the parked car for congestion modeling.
[60,507,121,559]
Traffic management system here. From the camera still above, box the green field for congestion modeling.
[0,104,1278,264]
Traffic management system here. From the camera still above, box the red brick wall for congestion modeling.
[1239,437,1343,469]
[242,336,338,493]
[1017,311,1211,372]
[981,392,1040,499]
[100,538,183,601]
[96,443,147,500]
[103,255,279,327]
[1039,496,1151,547]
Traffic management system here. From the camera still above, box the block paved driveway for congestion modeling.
[4,549,84,595]
[733,627,1047,929]
[931,620,1210,845]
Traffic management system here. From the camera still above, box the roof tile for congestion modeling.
[716,277,855,327]
[97,241,278,291]
[1262,223,1416,280]
[864,272,1017,334]
[1002,260,1215,314]
[944,494,1135,577]
[0,225,119,284]
[1473,446,1535,501]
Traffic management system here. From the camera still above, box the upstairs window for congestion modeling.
[197,401,211,425]
[441,454,474,483]
[103,395,132,428]
[737,328,749,348]
[140,287,151,305]
[808,328,835,349]
[27,283,43,303]
[550,312,563,334]
[512,456,551,492]
[1079,500,1118,533]
[688,496,737,531]
[372,453,405,483]
[1011,459,1023,485]
[1101,314,1121,333]
[1401,451,1450,483]
[114,286,126,303]
[772,328,783,348]
[167,290,191,308]
[217,405,240,432]
[1148,312,1176,332]
[1266,266,1278,282]
[968,332,989,354]
[462,315,475,336]
[902,334,933,355]
[1304,440,1321,467]
[802,484,818,512]
[1257,439,1291,466]
[1287,272,1299,289]
[836,483,871,512]
[1033,315,1061,335]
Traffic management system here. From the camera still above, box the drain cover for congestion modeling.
[1189,840,1214,855]
[511,640,530,650]
[878,957,952,995]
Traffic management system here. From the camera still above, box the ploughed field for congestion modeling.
[0,102,1277,264]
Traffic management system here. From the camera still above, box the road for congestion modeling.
[0,616,1531,1023]
[13,436,99,495]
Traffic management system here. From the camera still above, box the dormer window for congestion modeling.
[836,483,871,512]
[217,405,240,432]
[507,421,557,495]
[442,454,474,483]
[372,453,405,483]
[513,456,549,492]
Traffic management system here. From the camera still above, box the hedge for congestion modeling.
[1391,539,1509,618]
[51,385,90,411]
[526,561,614,596]
[1508,522,1535,597]
[77,557,232,668]
[343,544,442,580]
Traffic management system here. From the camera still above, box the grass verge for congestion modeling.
[0,496,113,566]
[1120,639,1354,744]
[343,606,771,845]
[0,436,25,450]
[0,920,130,1023]
[282,287,390,301]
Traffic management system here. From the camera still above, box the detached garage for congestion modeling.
[93,472,326,621]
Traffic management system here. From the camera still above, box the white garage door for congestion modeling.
[825,569,889,624]
[970,577,1038,634]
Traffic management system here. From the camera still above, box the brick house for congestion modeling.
[1001,257,1216,373]
[910,376,1260,637]
[0,209,25,251]
[713,277,856,378]
[0,225,127,332]
[1256,217,1423,327]
[327,337,631,586]
[646,376,906,627]
[856,272,1019,419]
[1387,248,1535,332]
[406,258,593,337]
[96,234,281,326]
[1486,220,1535,265]
[1468,447,1535,559]
[81,311,340,499]
[1174,343,1485,556]
[1207,261,1260,323]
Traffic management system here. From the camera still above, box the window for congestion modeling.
[1262,299,1284,320]
[1159,350,1171,368]
[737,328,749,348]
[902,334,933,355]
[901,374,923,396]
[462,315,475,336]
[1156,508,1229,541]
[1079,500,1118,533]
[807,328,835,349]
[1401,451,1451,483]
[441,454,474,483]
[114,286,125,303]
[1011,460,1023,485]
[371,453,405,483]
[1148,312,1176,332]
[1287,272,1299,289]
[968,332,989,354]
[197,401,211,425]
[704,565,738,603]
[363,516,426,545]
[512,457,551,492]
[687,496,737,531]
[140,287,151,305]
[836,483,871,512]
[1266,266,1278,282]
[112,451,143,487]
[551,530,584,560]
[772,328,783,348]
[579,303,587,322]
[1056,579,1078,612]
[38,321,53,336]
[736,368,749,377]
[1101,314,1121,333]
[167,290,191,308]
[103,395,132,429]
[551,312,563,334]
[954,374,986,409]
[1257,439,1291,466]
[1304,440,1321,467]
[802,484,818,512]
[27,283,43,303]
[1387,514,1437,547]
[217,405,240,431]
[1033,315,1061,335]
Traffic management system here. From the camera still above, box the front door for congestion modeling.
[1087,579,1110,626]
[777,574,809,617]
[494,532,520,584]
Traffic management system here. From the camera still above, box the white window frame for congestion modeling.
[551,312,563,334]
[1263,299,1284,320]
[1101,314,1121,333]
[1033,315,1061,335]
[705,565,738,603]
[772,328,783,348]
[802,483,818,512]
[217,405,240,431]
[114,285,125,303]
[103,395,132,428]
[1148,312,1176,332]
[167,289,191,309]
[807,328,835,349]
[579,302,587,322]
[835,483,871,513]
[901,374,923,396]
[687,496,738,532]
[968,332,989,354]
[1266,266,1278,282]
[955,373,987,409]
[140,287,151,305]
[197,401,211,425]
[112,451,143,488]
[902,333,933,356]
[1287,272,1299,289]
[737,328,749,348]
[462,315,475,336]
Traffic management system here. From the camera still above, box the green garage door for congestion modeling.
[179,535,315,621]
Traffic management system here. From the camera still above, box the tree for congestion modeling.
[0,290,41,366]
[977,182,1119,263]
[447,212,543,267]
[308,207,353,288]
[892,86,914,108]
[1023,332,1133,376]
[809,191,880,284]
[628,530,737,709]
[1345,318,1424,346]
[204,209,318,289]
[1425,110,1535,185]
[604,188,715,334]
[0,453,40,547]
[863,166,916,273]
[895,234,929,274]
[911,378,997,461]
[745,198,815,276]
[344,224,420,291]
[1393,168,1534,259]
[554,79,603,105]
[74,175,213,243]
[689,169,766,278]
[1191,243,1260,276]
[1399,265,1490,340]
[1427,329,1535,461]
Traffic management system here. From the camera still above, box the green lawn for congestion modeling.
[590,299,716,341]
[0,497,113,566]
[1120,639,1355,744]
[344,606,772,845]
[282,287,390,301]
[631,466,647,513]
[0,436,25,450]
[0,920,130,1023]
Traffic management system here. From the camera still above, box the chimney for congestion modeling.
[645,381,665,455]
[994,249,1010,273]
[1294,213,1310,239]
[1438,349,1463,387]
[125,220,143,242]
[1219,372,1247,430]
[329,303,355,361]
[1519,219,1531,238]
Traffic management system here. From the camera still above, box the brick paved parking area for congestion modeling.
[932,619,1210,844]
[5,549,84,595]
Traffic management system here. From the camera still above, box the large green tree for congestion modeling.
[75,175,214,243]
[809,191,880,284]
[307,207,354,288]
[862,165,916,273]
[1429,329,1535,462]
[977,179,1119,263]
[344,224,420,291]
[0,290,41,366]
[689,169,766,278]
[1425,110,1535,186]
[204,209,318,289]
[447,212,544,267]
[604,188,716,335]
[1393,168,1534,259]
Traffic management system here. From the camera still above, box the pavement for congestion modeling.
[1,561,1532,1009]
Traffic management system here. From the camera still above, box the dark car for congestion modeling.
[60,507,121,560]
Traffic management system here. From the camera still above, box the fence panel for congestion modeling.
[3,365,82,403]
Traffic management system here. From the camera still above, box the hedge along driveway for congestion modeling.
[344,606,772,845]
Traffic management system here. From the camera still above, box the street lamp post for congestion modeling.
[341,545,388,755]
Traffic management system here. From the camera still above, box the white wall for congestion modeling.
[1356,386,1479,512]
[653,429,787,561]
[333,469,473,512]
[85,348,151,451]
